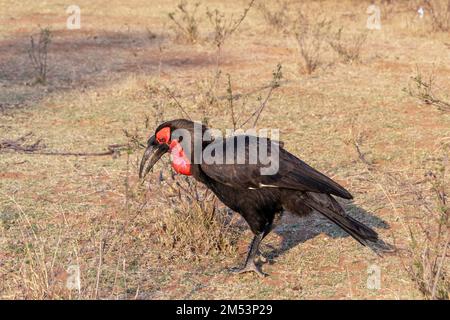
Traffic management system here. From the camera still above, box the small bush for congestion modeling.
[294,13,331,74]
[405,159,449,299]
[27,27,52,84]
[327,27,368,64]
[404,67,450,112]
[205,0,255,49]
[424,0,450,32]
[257,0,290,32]
[168,2,202,44]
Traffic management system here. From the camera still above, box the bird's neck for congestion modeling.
[169,131,215,176]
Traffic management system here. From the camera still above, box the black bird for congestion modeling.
[139,119,392,276]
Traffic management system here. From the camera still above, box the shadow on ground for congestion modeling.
[0,29,217,109]
[264,202,390,260]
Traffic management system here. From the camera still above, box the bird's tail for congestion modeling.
[300,192,395,254]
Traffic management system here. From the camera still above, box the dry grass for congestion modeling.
[1,0,450,300]
[405,161,449,300]
[152,174,240,259]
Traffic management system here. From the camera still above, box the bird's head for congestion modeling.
[139,119,209,179]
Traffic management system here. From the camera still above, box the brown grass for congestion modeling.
[397,150,450,300]
[1,0,450,299]
[152,174,239,259]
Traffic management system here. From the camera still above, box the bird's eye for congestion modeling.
[156,127,171,144]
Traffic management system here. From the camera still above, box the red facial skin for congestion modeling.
[155,127,192,176]
[156,127,171,144]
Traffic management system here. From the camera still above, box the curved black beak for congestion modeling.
[139,136,169,179]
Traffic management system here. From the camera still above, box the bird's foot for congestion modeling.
[230,262,268,278]
[255,250,267,264]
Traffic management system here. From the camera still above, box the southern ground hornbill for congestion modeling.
[139,119,393,276]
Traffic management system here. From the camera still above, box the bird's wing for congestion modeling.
[200,135,353,199]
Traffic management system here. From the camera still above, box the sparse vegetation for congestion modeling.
[294,13,332,74]
[27,27,52,84]
[257,0,290,32]
[327,27,367,63]
[404,67,450,112]
[153,174,240,259]
[405,158,449,300]
[167,0,255,47]
[238,63,283,128]
[168,2,202,43]
[206,0,255,49]
[424,0,450,32]
[1,0,450,300]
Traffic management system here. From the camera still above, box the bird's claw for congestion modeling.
[255,252,267,264]
[230,262,268,277]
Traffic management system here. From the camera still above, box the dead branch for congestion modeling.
[206,0,256,49]
[162,85,192,120]
[404,67,450,112]
[226,74,238,131]
[239,63,283,129]
[353,138,374,169]
[0,133,129,157]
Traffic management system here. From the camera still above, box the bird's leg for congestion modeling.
[232,232,266,277]
[231,223,272,277]
[255,249,267,264]
[254,232,270,263]
[256,217,279,263]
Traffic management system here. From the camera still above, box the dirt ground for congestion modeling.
[0,0,449,299]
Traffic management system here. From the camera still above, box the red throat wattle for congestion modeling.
[169,140,192,176]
